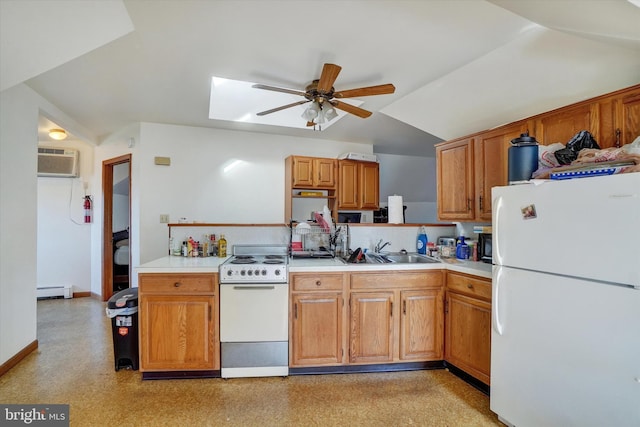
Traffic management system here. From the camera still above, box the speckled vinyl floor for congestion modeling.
[0,298,502,426]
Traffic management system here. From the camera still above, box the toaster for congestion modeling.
[437,237,456,247]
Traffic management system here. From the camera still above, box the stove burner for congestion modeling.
[265,255,283,259]
[263,259,284,264]
[231,258,257,264]
[235,255,254,260]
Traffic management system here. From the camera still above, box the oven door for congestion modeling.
[219,282,289,377]
[219,283,288,342]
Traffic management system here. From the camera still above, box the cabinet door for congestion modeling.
[400,289,443,361]
[349,292,393,363]
[337,161,358,209]
[534,103,598,146]
[359,162,379,209]
[140,295,216,371]
[437,138,475,220]
[313,158,336,188]
[474,124,523,220]
[292,157,314,187]
[616,88,640,147]
[445,292,491,385]
[291,293,343,366]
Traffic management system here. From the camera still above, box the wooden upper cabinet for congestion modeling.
[614,88,640,147]
[338,160,379,210]
[436,138,475,220]
[291,156,336,188]
[474,124,525,221]
[533,103,598,146]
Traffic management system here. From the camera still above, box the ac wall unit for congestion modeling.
[37,147,79,177]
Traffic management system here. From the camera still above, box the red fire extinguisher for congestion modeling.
[83,195,93,223]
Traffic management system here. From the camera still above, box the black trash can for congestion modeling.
[106,287,139,371]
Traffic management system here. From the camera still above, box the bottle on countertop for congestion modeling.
[218,234,227,258]
[210,234,217,256]
[456,236,470,260]
[417,226,428,255]
[181,241,188,257]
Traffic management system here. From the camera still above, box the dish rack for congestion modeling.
[289,220,349,258]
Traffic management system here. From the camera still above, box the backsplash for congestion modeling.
[167,224,457,256]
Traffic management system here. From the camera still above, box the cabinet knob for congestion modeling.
[467,283,474,289]
[174,282,182,287]
[315,280,322,286]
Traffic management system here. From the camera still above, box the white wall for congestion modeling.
[0,85,39,365]
[134,123,375,266]
[37,140,93,294]
[377,153,439,223]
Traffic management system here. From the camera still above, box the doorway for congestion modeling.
[102,155,131,302]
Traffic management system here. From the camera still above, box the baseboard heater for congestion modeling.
[37,285,72,299]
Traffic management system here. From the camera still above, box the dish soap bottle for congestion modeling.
[456,236,469,260]
[218,234,227,258]
[417,226,428,255]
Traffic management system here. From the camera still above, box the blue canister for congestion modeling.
[417,226,428,255]
[508,132,539,184]
[456,236,470,260]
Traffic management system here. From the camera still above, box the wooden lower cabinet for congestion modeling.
[400,289,443,360]
[444,272,491,385]
[290,273,345,367]
[349,291,394,363]
[291,293,343,366]
[139,273,219,372]
[349,271,444,364]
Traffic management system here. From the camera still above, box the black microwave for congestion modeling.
[478,233,492,264]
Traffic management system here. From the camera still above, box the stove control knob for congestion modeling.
[275,269,281,276]
[241,270,246,276]
[255,269,261,276]
[227,270,233,276]
[247,270,252,276]
[261,269,267,276]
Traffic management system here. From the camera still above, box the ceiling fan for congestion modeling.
[252,63,395,127]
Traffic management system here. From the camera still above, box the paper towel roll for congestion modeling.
[388,195,404,224]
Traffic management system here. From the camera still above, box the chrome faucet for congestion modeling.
[375,239,391,253]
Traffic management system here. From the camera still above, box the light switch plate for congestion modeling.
[159,214,169,223]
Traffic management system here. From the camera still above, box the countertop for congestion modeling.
[136,255,492,279]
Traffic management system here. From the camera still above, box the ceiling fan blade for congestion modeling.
[333,83,396,98]
[252,83,308,97]
[316,63,342,93]
[256,100,310,116]
[330,100,372,118]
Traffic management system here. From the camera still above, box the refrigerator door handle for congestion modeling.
[493,266,504,336]
[493,195,503,265]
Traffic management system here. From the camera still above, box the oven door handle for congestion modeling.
[231,285,276,290]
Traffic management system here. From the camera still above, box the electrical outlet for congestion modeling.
[159,214,169,223]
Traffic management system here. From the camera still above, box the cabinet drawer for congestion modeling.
[351,271,443,290]
[292,273,344,291]
[446,272,491,301]
[139,273,216,293]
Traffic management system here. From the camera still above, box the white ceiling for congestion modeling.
[5,0,640,157]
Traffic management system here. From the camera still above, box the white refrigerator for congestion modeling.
[490,173,640,427]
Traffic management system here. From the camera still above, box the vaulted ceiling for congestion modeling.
[3,0,640,157]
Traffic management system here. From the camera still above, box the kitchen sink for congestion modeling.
[381,253,440,264]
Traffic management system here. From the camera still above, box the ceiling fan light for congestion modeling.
[48,129,67,140]
[301,102,320,121]
[324,105,338,121]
